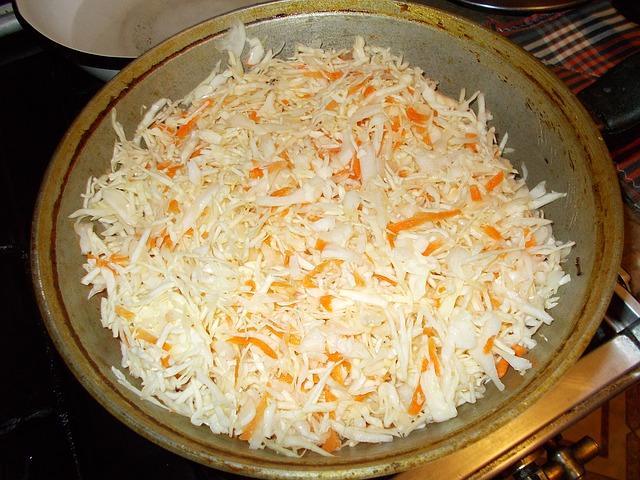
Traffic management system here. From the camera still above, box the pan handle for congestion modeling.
[577,51,640,136]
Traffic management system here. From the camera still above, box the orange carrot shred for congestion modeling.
[326,71,343,81]
[315,239,327,251]
[470,185,482,201]
[422,239,443,256]
[228,336,277,359]
[115,305,134,321]
[325,99,339,111]
[423,327,437,337]
[327,352,342,362]
[239,395,269,440]
[406,106,428,124]
[324,386,337,402]
[513,344,527,357]
[249,167,263,178]
[373,273,398,286]
[248,110,260,122]
[485,171,505,192]
[391,116,401,132]
[244,280,256,290]
[525,237,537,248]
[168,199,180,214]
[303,71,325,79]
[421,358,429,372]
[496,358,509,378]
[176,117,198,139]
[387,209,461,234]
[322,429,341,453]
[320,295,334,312]
[161,355,170,368]
[482,225,503,241]
[483,335,495,354]
[353,271,366,287]
[350,156,361,180]
[408,383,425,415]
[271,186,293,197]
[278,373,293,383]
[354,392,372,402]
[363,85,376,97]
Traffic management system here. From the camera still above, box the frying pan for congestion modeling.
[31,1,624,478]
[13,0,267,79]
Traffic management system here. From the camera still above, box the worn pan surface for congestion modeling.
[31,1,623,478]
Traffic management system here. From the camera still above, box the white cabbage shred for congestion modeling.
[70,33,574,456]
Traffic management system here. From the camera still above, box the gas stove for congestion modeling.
[1,2,639,480]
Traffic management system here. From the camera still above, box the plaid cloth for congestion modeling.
[486,1,640,211]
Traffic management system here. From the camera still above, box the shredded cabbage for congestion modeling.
[71,33,573,456]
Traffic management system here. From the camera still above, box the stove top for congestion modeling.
[2,2,640,480]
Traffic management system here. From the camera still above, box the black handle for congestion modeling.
[577,51,640,136]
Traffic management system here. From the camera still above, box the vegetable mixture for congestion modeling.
[71,24,573,456]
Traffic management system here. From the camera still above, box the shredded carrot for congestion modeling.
[176,117,199,139]
[465,132,478,140]
[496,358,509,378]
[391,116,401,132]
[239,395,269,440]
[327,352,342,362]
[428,337,441,376]
[485,171,505,192]
[406,106,428,124]
[322,428,341,453]
[161,355,170,368]
[161,234,173,250]
[354,392,372,402]
[387,232,397,247]
[350,156,361,180]
[408,383,425,415]
[348,79,367,96]
[281,98,289,106]
[249,167,263,178]
[422,239,444,256]
[168,199,180,214]
[324,386,337,402]
[248,110,260,122]
[315,239,327,251]
[331,364,346,385]
[325,71,343,81]
[373,273,397,286]
[470,185,482,201]
[465,143,479,153]
[303,70,325,79]
[325,99,339,111]
[483,335,495,354]
[490,294,501,309]
[270,186,293,197]
[299,93,312,99]
[303,259,343,288]
[387,209,461,234]
[353,271,366,287]
[525,237,537,248]
[421,358,429,372]
[190,147,202,159]
[228,336,278,359]
[423,327,437,337]
[115,305,134,321]
[513,344,527,357]
[244,279,256,290]
[320,295,334,312]
[482,225,503,241]
[135,329,171,351]
[363,85,376,97]
[278,373,293,383]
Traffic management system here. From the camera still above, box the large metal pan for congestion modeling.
[31,1,623,478]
